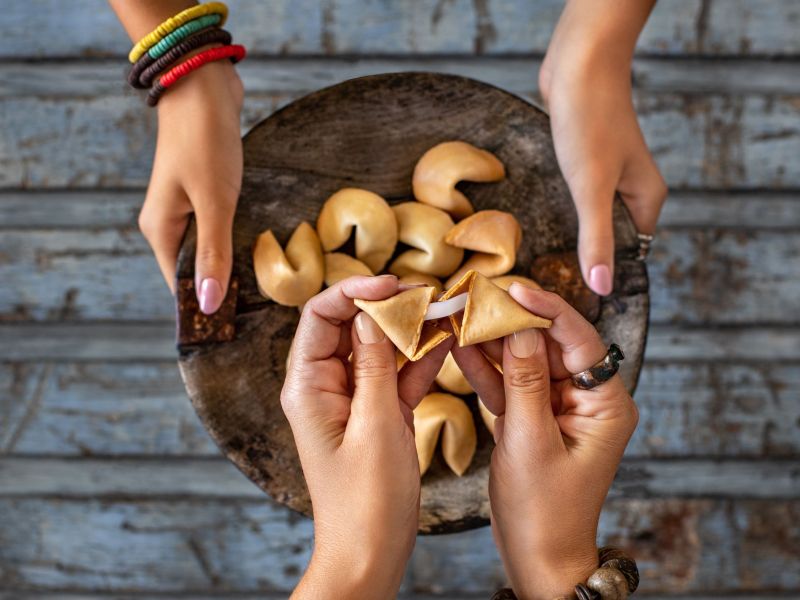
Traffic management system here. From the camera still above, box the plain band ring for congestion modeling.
[571,344,625,390]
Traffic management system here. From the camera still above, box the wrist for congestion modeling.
[295,547,405,600]
[156,52,243,117]
[510,545,598,600]
[503,541,599,600]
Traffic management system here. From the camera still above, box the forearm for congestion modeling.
[108,0,197,42]
[553,0,657,63]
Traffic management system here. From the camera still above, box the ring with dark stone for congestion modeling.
[570,344,625,390]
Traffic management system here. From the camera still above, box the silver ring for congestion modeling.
[571,344,625,390]
[637,233,654,261]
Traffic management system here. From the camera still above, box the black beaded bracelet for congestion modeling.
[490,546,639,600]
[127,27,232,89]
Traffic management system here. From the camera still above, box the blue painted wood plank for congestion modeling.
[1,228,797,324]
[0,498,795,593]
[2,1,800,58]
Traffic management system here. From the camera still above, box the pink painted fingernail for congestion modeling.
[198,278,224,315]
[588,265,613,296]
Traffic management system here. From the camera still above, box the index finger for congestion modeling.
[508,283,607,376]
[292,275,399,364]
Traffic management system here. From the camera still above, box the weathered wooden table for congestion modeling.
[176,72,649,533]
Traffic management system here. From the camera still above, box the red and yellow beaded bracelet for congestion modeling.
[146,44,246,106]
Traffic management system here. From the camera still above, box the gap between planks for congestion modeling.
[2,190,799,230]
[2,58,800,98]
[0,456,796,499]
[1,323,799,362]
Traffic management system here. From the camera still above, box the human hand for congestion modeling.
[540,0,667,295]
[137,59,243,313]
[451,284,638,599]
[281,275,452,599]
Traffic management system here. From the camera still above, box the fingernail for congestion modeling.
[509,328,539,358]
[378,274,396,279]
[198,278,224,315]
[398,282,429,291]
[589,265,613,296]
[355,312,385,344]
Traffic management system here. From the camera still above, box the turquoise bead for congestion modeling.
[147,14,222,59]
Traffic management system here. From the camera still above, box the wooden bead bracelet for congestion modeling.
[128,27,232,89]
[128,1,228,63]
[146,44,246,107]
[490,546,639,600]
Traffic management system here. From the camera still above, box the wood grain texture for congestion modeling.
[2,227,798,325]
[0,498,796,594]
[0,191,143,229]
[3,322,800,362]
[4,190,799,230]
[0,364,215,456]
[5,60,800,99]
[2,362,798,458]
[1,457,797,499]
[3,71,799,189]
[3,0,800,57]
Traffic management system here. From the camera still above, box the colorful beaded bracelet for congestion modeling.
[146,44,246,106]
[129,28,232,89]
[147,13,222,60]
[128,2,228,63]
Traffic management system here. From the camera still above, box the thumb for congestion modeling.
[194,204,234,315]
[350,312,400,421]
[501,328,560,447]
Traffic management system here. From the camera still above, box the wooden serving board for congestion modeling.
[176,72,649,534]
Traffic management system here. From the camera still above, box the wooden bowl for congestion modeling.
[176,72,649,534]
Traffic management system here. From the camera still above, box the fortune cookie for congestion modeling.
[354,286,451,361]
[444,210,522,288]
[324,252,373,287]
[414,392,477,476]
[439,270,551,347]
[316,188,398,272]
[435,352,473,395]
[399,272,444,294]
[412,141,505,219]
[253,222,324,307]
[389,202,464,278]
[491,274,541,292]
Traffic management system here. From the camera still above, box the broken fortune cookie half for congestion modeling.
[354,286,451,361]
[414,392,477,476]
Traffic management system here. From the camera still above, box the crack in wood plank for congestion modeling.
[3,364,51,453]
